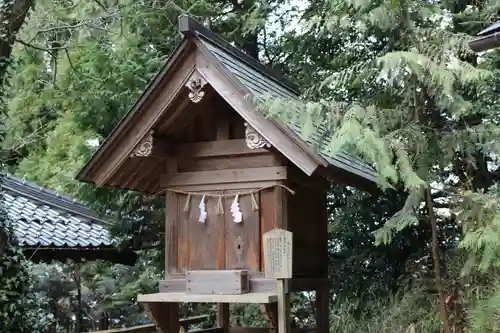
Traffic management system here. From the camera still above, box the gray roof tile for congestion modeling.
[2,175,115,249]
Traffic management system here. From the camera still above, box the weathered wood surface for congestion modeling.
[144,302,180,333]
[187,192,225,270]
[167,181,278,192]
[287,181,328,277]
[263,228,293,279]
[216,303,230,332]
[277,279,291,333]
[137,292,277,303]
[159,277,327,294]
[195,48,320,176]
[178,154,281,173]
[142,303,181,333]
[186,270,249,295]
[224,192,260,271]
[130,131,172,158]
[166,189,179,278]
[160,277,272,294]
[161,166,287,187]
[167,189,263,274]
[176,139,268,158]
[260,303,278,333]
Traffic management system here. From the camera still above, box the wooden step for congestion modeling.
[137,292,278,304]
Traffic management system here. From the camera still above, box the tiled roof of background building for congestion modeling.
[2,175,114,248]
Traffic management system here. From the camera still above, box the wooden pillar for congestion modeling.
[216,303,229,333]
[145,302,180,333]
[260,303,278,333]
[98,312,109,330]
[277,280,291,333]
[315,285,329,333]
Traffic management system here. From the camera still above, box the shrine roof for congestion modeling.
[76,15,379,190]
[2,175,136,265]
[190,23,377,183]
[469,21,500,52]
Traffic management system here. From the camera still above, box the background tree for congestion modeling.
[0,199,51,333]
[6,0,500,332]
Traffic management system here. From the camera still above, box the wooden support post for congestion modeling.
[277,280,290,333]
[216,303,230,333]
[98,312,110,330]
[144,302,180,333]
[315,285,329,333]
[260,303,278,333]
[263,228,293,333]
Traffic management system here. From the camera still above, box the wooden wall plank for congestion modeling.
[188,192,225,270]
[167,181,279,192]
[216,107,230,140]
[158,277,326,293]
[166,191,179,278]
[162,167,287,187]
[178,154,282,173]
[169,180,278,192]
[177,194,190,273]
[166,159,179,278]
[177,139,267,158]
[259,188,279,270]
[287,178,328,278]
[224,192,260,271]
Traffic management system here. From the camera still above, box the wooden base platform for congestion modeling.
[137,292,278,304]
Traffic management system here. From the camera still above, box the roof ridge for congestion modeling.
[2,174,112,226]
[178,14,301,95]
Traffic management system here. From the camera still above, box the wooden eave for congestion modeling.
[469,21,500,52]
[76,46,322,188]
[193,42,322,176]
[76,39,195,185]
[76,15,378,191]
[179,16,377,188]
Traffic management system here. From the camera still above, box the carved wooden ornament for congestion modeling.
[130,131,154,157]
[185,71,207,103]
[244,122,271,149]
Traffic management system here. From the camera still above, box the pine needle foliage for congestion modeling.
[258,1,500,327]
[257,0,497,256]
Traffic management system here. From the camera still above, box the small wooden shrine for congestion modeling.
[76,15,377,333]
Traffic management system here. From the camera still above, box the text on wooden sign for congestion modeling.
[263,228,293,279]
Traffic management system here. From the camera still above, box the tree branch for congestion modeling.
[15,38,103,83]
[28,11,119,42]
[0,0,35,80]
[15,38,66,54]
[426,189,452,333]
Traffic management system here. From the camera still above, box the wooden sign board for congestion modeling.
[263,228,293,279]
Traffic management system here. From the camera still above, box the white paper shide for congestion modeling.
[198,195,207,223]
[230,194,242,223]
